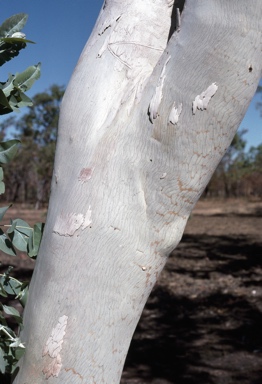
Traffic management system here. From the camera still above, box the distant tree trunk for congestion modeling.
[11,181,21,202]
[35,179,47,209]
[14,1,262,383]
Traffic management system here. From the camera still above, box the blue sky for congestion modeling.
[0,0,261,150]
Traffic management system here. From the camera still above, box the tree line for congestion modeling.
[0,83,261,207]
[0,84,64,207]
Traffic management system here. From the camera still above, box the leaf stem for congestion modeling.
[0,324,15,340]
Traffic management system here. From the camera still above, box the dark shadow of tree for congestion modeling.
[122,233,262,384]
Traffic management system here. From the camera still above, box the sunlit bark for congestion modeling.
[14,1,262,383]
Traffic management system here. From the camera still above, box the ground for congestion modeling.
[0,199,261,384]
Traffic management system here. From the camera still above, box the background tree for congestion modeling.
[1,85,64,207]
[206,130,248,197]
[205,82,262,198]
[256,84,262,116]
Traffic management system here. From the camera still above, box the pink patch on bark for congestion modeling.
[78,168,93,183]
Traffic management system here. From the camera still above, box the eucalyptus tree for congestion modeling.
[14,1,262,383]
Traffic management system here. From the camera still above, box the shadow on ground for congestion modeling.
[121,233,262,384]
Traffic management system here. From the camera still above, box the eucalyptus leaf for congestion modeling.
[0,347,7,374]
[28,222,44,257]
[1,73,15,98]
[13,63,41,92]
[0,182,4,194]
[7,95,20,112]
[0,284,7,297]
[8,228,28,252]
[8,219,32,237]
[0,140,20,164]
[0,275,23,296]
[0,205,10,222]
[15,91,33,108]
[8,219,34,252]
[1,37,35,44]
[0,73,34,112]
[14,344,25,363]
[2,305,22,324]
[0,88,11,110]
[0,313,7,326]
[0,14,28,38]
[16,284,28,308]
[0,167,4,194]
[0,275,22,297]
[8,93,33,111]
[0,229,16,256]
[9,338,25,349]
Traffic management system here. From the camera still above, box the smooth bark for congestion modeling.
[14,1,262,383]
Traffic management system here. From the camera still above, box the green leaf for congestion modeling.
[2,305,20,318]
[7,219,32,253]
[0,73,15,98]
[14,91,33,109]
[0,89,12,111]
[9,338,25,349]
[14,344,25,361]
[7,219,32,237]
[2,305,22,326]
[28,222,44,258]
[16,284,28,308]
[8,230,28,252]
[0,168,4,194]
[0,140,20,164]
[0,205,11,222]
[13,63,41,92]
[0,283,8,297]
[0,274,22,297]
[0,229,16,256]
[0,347,7,374]
[0,14,28,38]
[0,313,7,326]
[0,14,28,67]
[1,37,35,44]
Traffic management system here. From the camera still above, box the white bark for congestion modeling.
[14,1,262,383]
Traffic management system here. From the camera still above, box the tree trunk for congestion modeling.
[14,1,262,383]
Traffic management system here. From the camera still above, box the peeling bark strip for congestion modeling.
[169,102,182,125]
[53,207,92,236]
[149,56,171,123]
[192,82,218,114]
[42,315,68,379]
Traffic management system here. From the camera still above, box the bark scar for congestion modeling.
[42,315,68,379]
[149,56,171,123]
[192,83,218,114]
[53,207,92,237]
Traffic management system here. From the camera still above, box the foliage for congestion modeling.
[0,139,44,376]
[205,130,262,198]
[0,14,40,115]
[2,85,65,207]
[0,267,27,375]
[0,13,42,377]
[204,83,262,198]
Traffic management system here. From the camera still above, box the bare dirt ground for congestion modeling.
[0,199,262,384]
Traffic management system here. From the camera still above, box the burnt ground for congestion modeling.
[0,199,262,384]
